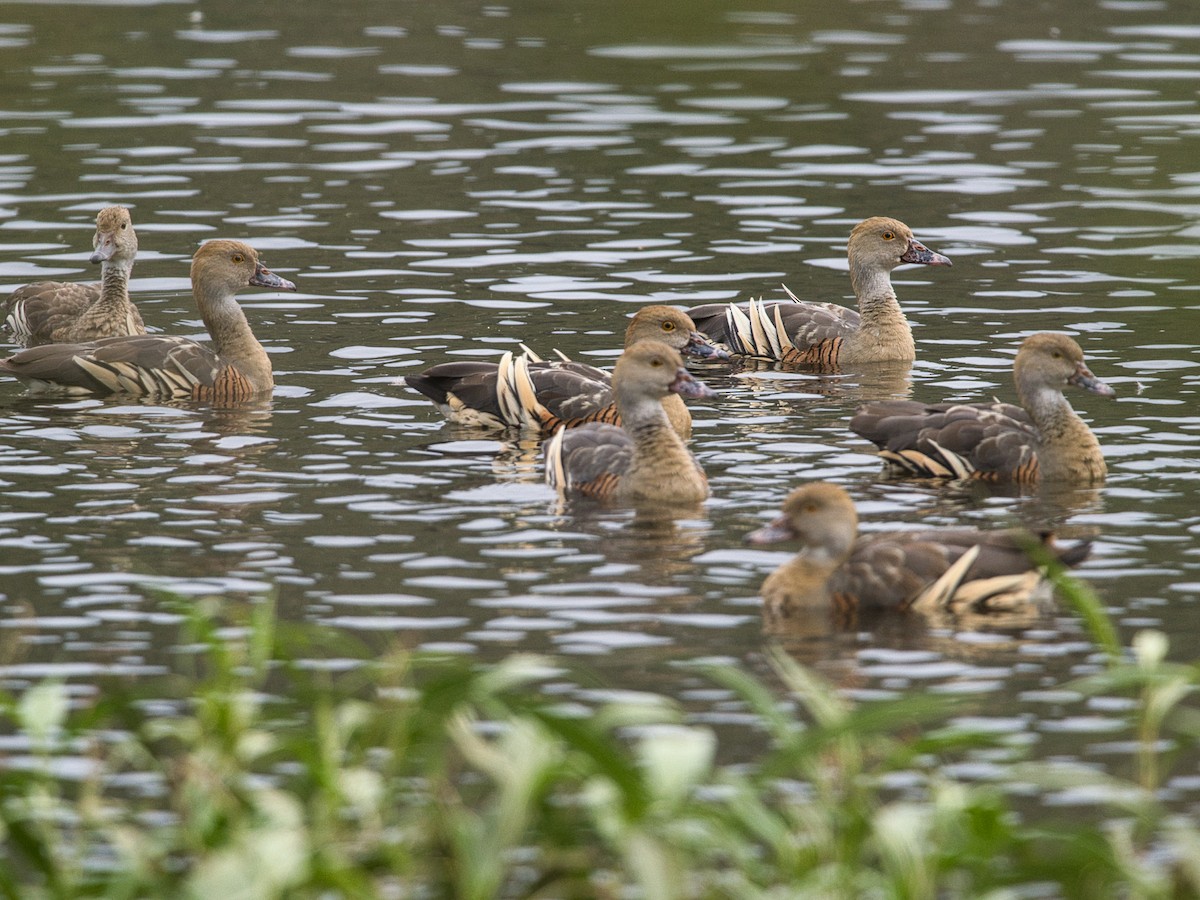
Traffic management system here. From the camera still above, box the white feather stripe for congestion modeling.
[495,351,523,426]
[726,303,753,356]
[772,303,796,352]
[166,356,203,386]
[162,368,196,394]
[5,307,31,341]
[781,284,803,304]
[510,354,548,429]
[74,357,129,394]
[910,545,979,613]
[748,298,779,358]
[949,572,1042,613]
[928,439,975,479]
[518,343,544,363]
[544,427,567,493]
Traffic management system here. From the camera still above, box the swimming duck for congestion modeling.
[687,216,951,367]
[405,305,726,438]
[850,333,1114,483]
[3,206,146,346]
[544,340,715,504]
[747,481,1091,619]
[0,240,294,402]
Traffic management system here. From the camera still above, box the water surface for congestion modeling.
[0,0,1197,815]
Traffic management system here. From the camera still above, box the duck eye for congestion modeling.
[662,321,675,331]
[882,231,895,241]
[650,358,663,367]
[232,254,245,264]
[120,222,127,230]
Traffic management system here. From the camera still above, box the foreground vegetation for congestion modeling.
[0,571,1198,898]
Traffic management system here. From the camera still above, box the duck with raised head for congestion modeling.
[544,340,715,504]
[747,481,1092,621]
[850,333,1114,483]
[3,206,147,347]
[405,305,727,439]
[687,216,951,367]
[0,240,295,402]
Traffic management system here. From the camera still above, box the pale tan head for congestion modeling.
[847,216,952,273]
[1014,332,1115,400]
[190,239,297,296]
[746,482,859,565]
[90,205,137,266]
[624,305,729,360]
[612,339,717,408]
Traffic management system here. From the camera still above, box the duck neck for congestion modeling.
[765,551,839,607]
[847,263,913,357]
[196,283,272,385]
[616,388,705,500]
[618,389,678,450]
[1019,382,1104,479]
[92,257,134,313]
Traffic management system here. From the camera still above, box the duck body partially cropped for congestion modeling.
[405,305,726,438]
[0,240,295,402]
[687,216,951,367]
[747,482,1091,619]
[2,206,146,347]
[544,340,715,505]
[850,333,1114,483]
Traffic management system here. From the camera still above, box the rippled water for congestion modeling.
[0,0,1197,812]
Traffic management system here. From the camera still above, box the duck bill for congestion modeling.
[745,515,795,545]
[89,239,115,265]
[669,367,717,399]
[900,239,952,267]
[250,262,297,292]
[1069,363,1116,398]
[684,330,731,361]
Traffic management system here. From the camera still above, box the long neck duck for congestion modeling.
[747,482,1091,624]
[0,240,295,402]
[404,305,726,438]
[850,332,1114,483]
[688,216,951,367]
[2,206,147,347]
[544,340,715,504]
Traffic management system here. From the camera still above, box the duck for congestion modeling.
[0,240,295,402]
[404,305,727,439]
[746,481,1092,620]
[544,340,715,504]
[2,206,147,347]
[687,216,951,367]
[849,333,1114,483]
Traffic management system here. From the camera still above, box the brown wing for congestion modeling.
[544,422,633,500]
[833,528,1091,611]
[406,357,616,432]
[688,299,857,362]
[850,399,1039,481]
[0,335,223,397]
[404,360,512,427]
[3,282,102,347]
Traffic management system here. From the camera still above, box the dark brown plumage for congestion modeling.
[850,333,1114,483]
[3,206,146,346]
[0,240,295,402]
[688,216,951,367]
[404,305,726,438]
[746,482,1091,622]
[544,341,715,504]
